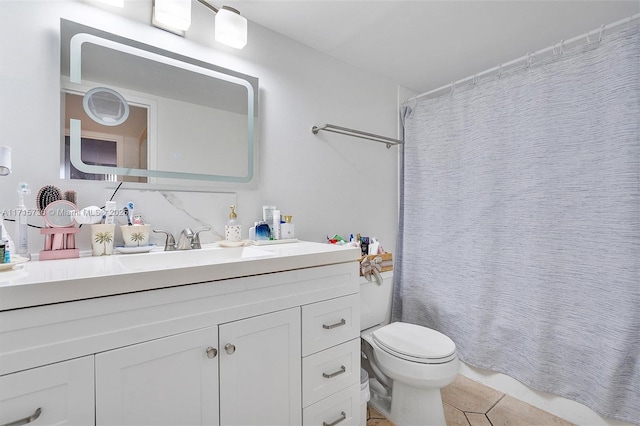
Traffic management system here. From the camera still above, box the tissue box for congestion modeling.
[359,252,393,276]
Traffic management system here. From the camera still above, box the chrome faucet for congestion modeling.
[177,228,195,250]
[153,228,211,251]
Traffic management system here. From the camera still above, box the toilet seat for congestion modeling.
[372,322,457,364]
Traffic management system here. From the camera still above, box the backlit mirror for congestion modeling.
[60,19,258,186]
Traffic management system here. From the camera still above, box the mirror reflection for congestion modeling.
[60,19,258,185]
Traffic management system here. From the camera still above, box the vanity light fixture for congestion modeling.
[206,3,248,49]
[152,0,192,36]
[0,146,11,176]
[152,0,248,49]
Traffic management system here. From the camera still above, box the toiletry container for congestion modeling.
[272,209,281,240]
[225,205,242,242]
[1,220,14,263]
[255,221,271,240]
[281,215,295,239]
[104,201,117,225]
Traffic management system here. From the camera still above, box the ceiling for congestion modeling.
[224,1,639,94]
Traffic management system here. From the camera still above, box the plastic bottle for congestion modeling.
[15,182,30,257]
[272,209,281,240]
[225,205,242,242]
[3,238,10,263]
[1,218,14,263]
[104,201,117,225]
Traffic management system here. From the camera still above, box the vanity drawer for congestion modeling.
[303,338,360,407]
[303,382,360,426]
[302,294,360,356]
[0,356,95,426]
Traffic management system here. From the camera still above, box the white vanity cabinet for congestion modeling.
[95,326,220,426]
[0,356,95,426]
[219,308,301,425]
[95,308,301,426]
[0,245,361,426]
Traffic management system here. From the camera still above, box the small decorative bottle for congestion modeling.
[281,215,295,239]
[225,205,242,242]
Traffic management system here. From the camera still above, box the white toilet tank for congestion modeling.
[360,271,394,331]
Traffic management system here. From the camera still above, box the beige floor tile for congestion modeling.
[368,405,387,420]
[465,412,493,426]
[487,395,575,426]
[441,375,504,413]
[444,402,470,426]
[367,419,395,426]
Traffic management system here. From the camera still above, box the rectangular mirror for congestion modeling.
[60,19,258,186]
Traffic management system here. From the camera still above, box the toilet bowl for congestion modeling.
[360,272,459,425]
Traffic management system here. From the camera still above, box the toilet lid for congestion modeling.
[372,322,456,363]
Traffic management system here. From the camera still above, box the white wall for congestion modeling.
[0,0,399,253]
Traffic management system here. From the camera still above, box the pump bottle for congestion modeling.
[225,205,242,242]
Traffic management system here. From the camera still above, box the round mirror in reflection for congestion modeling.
[83,87,130,126]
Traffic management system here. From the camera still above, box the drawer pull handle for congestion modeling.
[2,407,42,426]
[225,343,236,355]
[322,319,346,330]
[322,365,346,379]
[322,411,346,426]
[206,346,218,359]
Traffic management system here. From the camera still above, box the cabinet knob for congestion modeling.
[206,346,218,359]
[224,343,236,355]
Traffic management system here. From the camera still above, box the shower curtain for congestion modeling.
[393,22,639,423]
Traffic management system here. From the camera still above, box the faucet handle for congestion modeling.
[192,228,211,249]
[153,229,176,251]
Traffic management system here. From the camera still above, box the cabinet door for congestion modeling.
[219,308,301,426]
[0,356,94,426]
[95,326,219,426]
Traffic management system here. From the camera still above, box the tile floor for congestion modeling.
[366,375,575,426]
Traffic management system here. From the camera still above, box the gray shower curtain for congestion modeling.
[393,22,639,423]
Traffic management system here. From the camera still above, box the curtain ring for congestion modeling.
[472,74,477,86]
[560,39,564,55]
[586,32,591,44]
[526,53,532,68]
[497,64,502,78]
[450,81,455,95]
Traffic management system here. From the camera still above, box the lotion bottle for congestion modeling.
[225,205,242,242]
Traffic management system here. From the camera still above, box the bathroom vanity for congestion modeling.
[0,242,361,426]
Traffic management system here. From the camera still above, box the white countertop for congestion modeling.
[0,241,361,311]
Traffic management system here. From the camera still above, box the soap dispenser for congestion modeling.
[225,205,242,242]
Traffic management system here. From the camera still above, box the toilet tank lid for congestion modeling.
[372,322,456,360]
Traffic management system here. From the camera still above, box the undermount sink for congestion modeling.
[114,245,275,270]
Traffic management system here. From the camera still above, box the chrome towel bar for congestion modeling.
[311,123,403,149]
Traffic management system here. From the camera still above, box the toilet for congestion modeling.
[360,272,459,425]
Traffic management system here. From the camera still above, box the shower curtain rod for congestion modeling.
[311,124,404,148]
[403,13,640,104]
